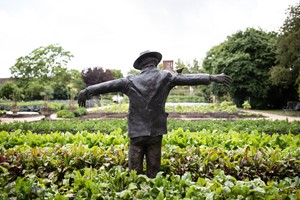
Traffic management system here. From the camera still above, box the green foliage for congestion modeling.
[52,106,87,118]
[69,69,86,92]
[0,110,7,115]
[40,85,54,101]
[24,80,46,100]
[202,28,279,109]
[0,101,68,113]
[111,69,124,79]
[0,81,23,101]
[126,69,140,76]
[9,44,84,100]
[0,118,299,135]
[0,119,128,134]
[0,128,299,198]
[74,107,88,117]
[167,95,205,103]
[98,102,239,114]
[175,59,186,71]
[56,109,75,118]
[10,44,73,80]
[173,58,203,74]
[0,119,299,198]
[242,100,251,109]
[270,3,300,100]
[186,59,204,74]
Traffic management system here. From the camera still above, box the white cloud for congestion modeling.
[0,0,299,78]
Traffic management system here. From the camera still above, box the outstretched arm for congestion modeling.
[171,73,232,87]
[78,78,129,107]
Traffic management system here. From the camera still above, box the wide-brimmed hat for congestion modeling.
[133,50,162,70]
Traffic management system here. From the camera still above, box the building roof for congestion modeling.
[0,78,14,85]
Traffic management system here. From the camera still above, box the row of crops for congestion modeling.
[0,119,300,199]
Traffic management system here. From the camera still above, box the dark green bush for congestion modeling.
[0,110,7,115]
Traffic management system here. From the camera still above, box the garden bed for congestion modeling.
[79,111,262,119]
[1,124,299,199]
[0,112,41,118]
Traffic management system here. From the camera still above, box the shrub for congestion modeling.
[74,107,88,117]
[242,100,251,109]
[219,101,238,112]
[56,109,75,118]
[0,110,7,115]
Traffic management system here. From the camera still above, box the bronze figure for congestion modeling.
[78,50,232,178]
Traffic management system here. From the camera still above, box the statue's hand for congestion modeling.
[78,89,88,107]
[210,73,232,87]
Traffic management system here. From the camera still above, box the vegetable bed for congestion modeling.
[0,119,299,199]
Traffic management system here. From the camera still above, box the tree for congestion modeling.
[10,44,73,81]
[175,59,186,71]
[186,59,204,74]
[69,69,86,91]
[127,69,140,76]
[202,28,278,109]
[0,81,22,101]
[68,69,86,100]
[81,67,115,86]
[270,3,300,99]
[24,80,45,100]
[111,69,124,79]
[9,44,84,100]
[40,85,54,102]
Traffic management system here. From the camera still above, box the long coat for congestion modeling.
[85,66,211,138]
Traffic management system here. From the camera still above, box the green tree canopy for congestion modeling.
[270,3,300,99]
[127,69,140,76]
[10,44,73,81]
[9,44,84,100]
[111,69,124,79]
[203,28,278,108]
[186,59,204,74]
[0,81,23,101]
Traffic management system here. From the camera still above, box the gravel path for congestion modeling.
[0,112,56,123]
[242,109,300,121]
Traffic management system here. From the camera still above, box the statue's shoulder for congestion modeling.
[126,74,135,80]
[161,69,174,78]
[126,74,133,78]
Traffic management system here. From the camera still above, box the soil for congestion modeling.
[79,111,262,120]
[0,113,41,118]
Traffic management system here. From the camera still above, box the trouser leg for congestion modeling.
[128,137,145,175]
[145,136,162,178]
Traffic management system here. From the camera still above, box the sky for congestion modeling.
[0,0,299,78]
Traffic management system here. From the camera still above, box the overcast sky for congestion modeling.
[0,0,299,78]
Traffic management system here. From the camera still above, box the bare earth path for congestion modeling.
[242,109,300,121]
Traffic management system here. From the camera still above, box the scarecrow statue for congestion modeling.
[78,50,232,178]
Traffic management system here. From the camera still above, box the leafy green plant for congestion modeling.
[56,109,75,118]
[242,100,251,109]
[1,117,300,200]
[1,121,300,198]
[0,110,7,115]
[0,119,299,135]
[74,107,88,117]
[98,102,239,114]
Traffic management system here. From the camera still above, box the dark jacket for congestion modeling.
[86,66,211,138]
